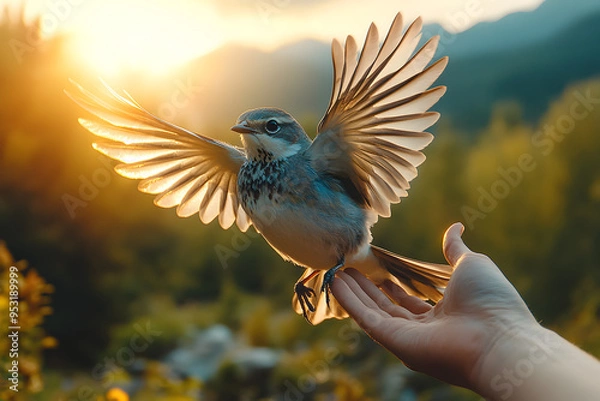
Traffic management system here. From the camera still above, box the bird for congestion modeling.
[66,13,453,325]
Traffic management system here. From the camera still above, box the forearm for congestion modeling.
[475,324,600,401]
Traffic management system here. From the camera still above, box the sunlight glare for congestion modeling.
[68,1,223,76]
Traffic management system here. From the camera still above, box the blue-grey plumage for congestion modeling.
[67,12,456,325]
[236,112,369,270]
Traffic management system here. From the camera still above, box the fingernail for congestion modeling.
[459,222,465,235]
[344,267,358,275]
[343,268,363,281]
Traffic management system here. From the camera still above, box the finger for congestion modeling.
[343,269,415,319]
[334,270,387,312]
[381,280,432,314]
[442,222,472,266]
[331,272,390,325]
[334,273,425,358]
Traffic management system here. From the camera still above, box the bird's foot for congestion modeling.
[295,282,316,321]
[320,260,344,309]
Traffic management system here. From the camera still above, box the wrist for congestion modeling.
[470,319,553,400]
[472,321,600,401]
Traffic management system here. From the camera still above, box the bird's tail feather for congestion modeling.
[292,247,454,325]
[371,245,453,302]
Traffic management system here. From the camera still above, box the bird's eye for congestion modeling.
[265,119,280,134]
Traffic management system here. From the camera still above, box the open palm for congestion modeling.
[331,223,538,390]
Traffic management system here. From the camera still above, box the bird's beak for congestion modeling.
[231,121,254,134]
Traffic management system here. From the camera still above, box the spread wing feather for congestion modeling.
[66,80,252,231]
[310,13,448,217]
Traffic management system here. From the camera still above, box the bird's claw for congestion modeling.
[320,262,343,310]
[295,282,316,321]
[295,261,344,321]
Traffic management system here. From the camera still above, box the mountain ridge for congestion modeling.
[163,2,600,134]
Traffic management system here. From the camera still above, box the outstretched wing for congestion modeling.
[66,80,252,231]
[309,13,448,217]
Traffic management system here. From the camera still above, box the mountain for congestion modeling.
[148,41,332,136]
[155,2,600,136]
[438,11,600,130]
[432,0,600,58]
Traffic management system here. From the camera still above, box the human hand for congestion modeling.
[331,222,540,393]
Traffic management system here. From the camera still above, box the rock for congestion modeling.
[164,324,235,380]
[164,324,282,382]
[231,347,281,375]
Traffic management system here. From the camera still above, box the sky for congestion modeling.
[5,0,544,74]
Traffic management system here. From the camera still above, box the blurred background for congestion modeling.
[0,0,599,399]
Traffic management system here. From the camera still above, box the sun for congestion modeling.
[67,0,224,76]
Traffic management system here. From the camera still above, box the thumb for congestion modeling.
[443,222,472,266]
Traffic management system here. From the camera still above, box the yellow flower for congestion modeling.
[106,387,129,401]
[41,336,59,348]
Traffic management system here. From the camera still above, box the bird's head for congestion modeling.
[232,108,311,161]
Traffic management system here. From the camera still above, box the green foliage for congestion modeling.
[0,241,55,400]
